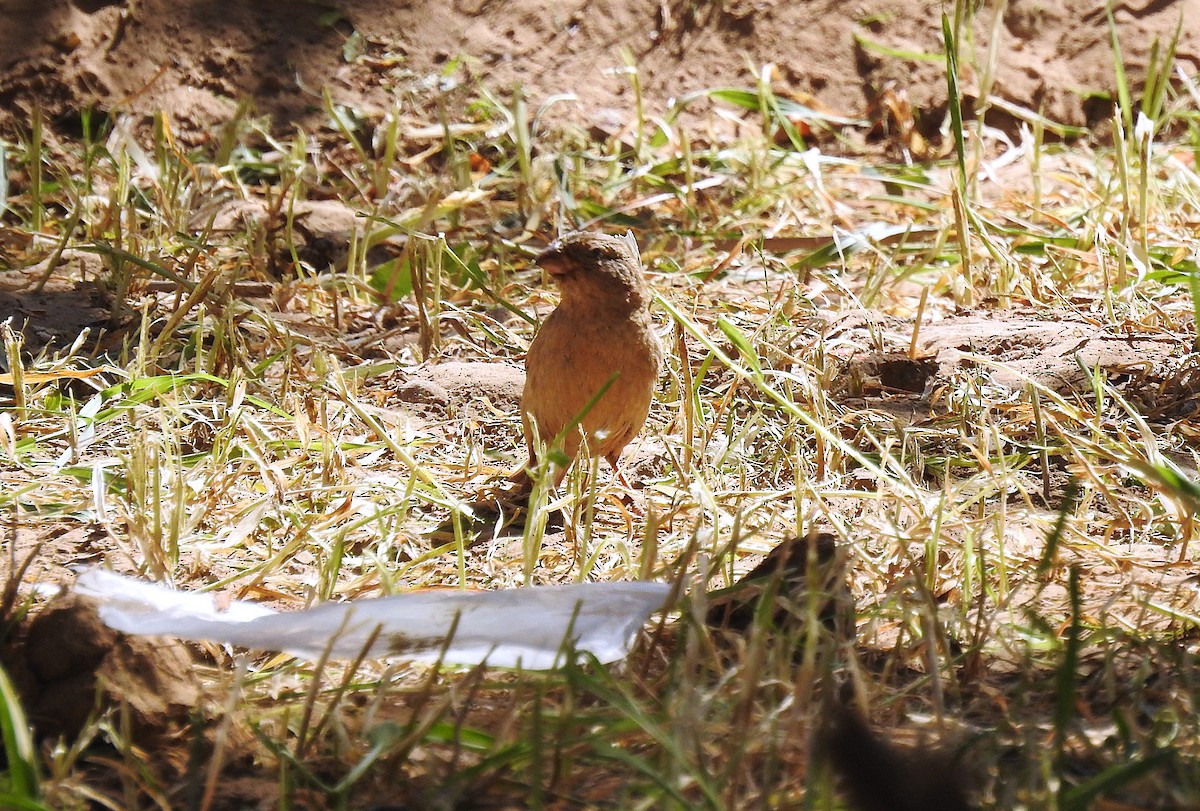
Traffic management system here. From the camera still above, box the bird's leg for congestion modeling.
[606,454,645,517]
[505,450,537,492]
[506,444,569,500]
[611,461,635,491]
[471,448,535,512]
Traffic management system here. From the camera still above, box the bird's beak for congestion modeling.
[536,242,569,276]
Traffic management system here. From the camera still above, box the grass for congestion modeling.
[3,14,1200,808]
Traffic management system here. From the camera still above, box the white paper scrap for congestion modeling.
[73,568,672,670]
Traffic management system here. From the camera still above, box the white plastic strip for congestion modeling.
[74,568,671,670]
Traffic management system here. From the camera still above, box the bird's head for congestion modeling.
[536,231,650,310]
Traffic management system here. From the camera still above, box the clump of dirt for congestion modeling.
[830,307,1176,388]
[1,0,1195,145]
[198,198,373,274]
[825,308,1183,408]
[10,594,200,741]
[917,311,1176,392]
[836,352,939,398]
[378,360,525,425]
[0,250,111,353]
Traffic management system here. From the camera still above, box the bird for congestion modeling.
[704,532,848,634]
[518,230,663,489]
[820,702,975,811]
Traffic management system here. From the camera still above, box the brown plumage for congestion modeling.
[704,532,847,633]
[821,703,975,811]
[520,231,662,486]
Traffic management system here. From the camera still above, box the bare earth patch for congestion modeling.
[829,307,1186,401]
[2,0,1198,142]
[5,1,1200,808]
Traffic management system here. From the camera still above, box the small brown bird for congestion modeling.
[520,231,662,487]
[705,532,848,634]
[821,703,975,811]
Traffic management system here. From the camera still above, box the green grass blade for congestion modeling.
[942,13,967,186]
[0,665,41,804]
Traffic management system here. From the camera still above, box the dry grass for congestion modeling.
[4,12,1200,809]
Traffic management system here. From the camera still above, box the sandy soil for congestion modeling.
[3,2,1200,805]
[1,0,1198,144]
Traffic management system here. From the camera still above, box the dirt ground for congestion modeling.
[6,1,1200,807]
[1,0,1198,144]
